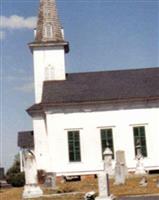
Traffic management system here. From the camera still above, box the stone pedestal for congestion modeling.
[23,184,43,199]
[103,148,113,176]
[95,195,115,200]
[95,172,115,200]
[135,144,146,175]
[135,154,146,175]
[103,148,114,176]
[114,163,126,185]
[22,150,43,199]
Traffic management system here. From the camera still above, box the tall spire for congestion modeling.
[36,0,63,42]
[29,0,69,53]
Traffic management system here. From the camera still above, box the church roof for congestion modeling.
[18,131,34,149]
[27,67,159,115]
[29,0,69,52]
[35,0,63,42]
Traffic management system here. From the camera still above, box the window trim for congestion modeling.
[129,123,148,127]
[67,130,82,163]
[100,127,115,160]
[133,125,148,158]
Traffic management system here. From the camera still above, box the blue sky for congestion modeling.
[0,0,159,170]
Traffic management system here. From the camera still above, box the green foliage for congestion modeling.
[6,172,25,187]
[6,154,25,187]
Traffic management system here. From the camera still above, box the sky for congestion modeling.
[0,0,159,171]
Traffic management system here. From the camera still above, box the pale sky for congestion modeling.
[0,0,159,170]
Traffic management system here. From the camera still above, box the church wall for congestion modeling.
[32,117,51,171]
[45,107,159,175]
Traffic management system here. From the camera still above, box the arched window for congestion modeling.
[45,65,54,80]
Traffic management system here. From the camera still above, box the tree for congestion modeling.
[6,154,25,187]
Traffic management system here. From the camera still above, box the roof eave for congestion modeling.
[26,96,159,117]
[28,41,69,53]
[26,104,43,117]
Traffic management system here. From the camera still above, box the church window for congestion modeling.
[44,23,53,38]
[68,131,81,162]
[101,129,114,159]
[133,126,147,157]
[45,65,54,80]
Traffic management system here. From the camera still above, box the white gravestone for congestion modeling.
[22,150,43,199]
[95,148,116,200]
[135,147,146,175]
[114,151,127,185]
[95,172,111,200]
[103,148,114,176]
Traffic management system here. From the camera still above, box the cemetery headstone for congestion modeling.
[116,151,126,164]
[0,167,12,188]
[0,168,5,180]
[139,176,148,187]
[135,155,146,175]
[44,172,56,189]
[103,148,113,175]
[135,142,146,175]
[95,148,116,200]
[96,172,116,200]
[114,151,127,185]
[22,149,43,199]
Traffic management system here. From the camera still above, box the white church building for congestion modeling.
[18,0,159,177]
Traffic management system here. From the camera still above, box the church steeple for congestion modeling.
[36,0,63,42]
[29,0,69,53]
[29,0,69,103]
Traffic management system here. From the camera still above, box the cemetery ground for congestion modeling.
[0,175,159,200]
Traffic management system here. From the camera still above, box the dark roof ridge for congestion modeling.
[43,67,159,84]
[18,130,33,134]
[67,67,159,76]
[44,80,66,83]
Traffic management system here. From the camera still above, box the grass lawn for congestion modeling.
[0,175,159,200]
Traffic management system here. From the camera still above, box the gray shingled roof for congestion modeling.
[42,67,159,103]
[18,131,34,149]
[27,67,159,115]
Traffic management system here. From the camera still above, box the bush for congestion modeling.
[6,154,25,187]
[6,172,25,187]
